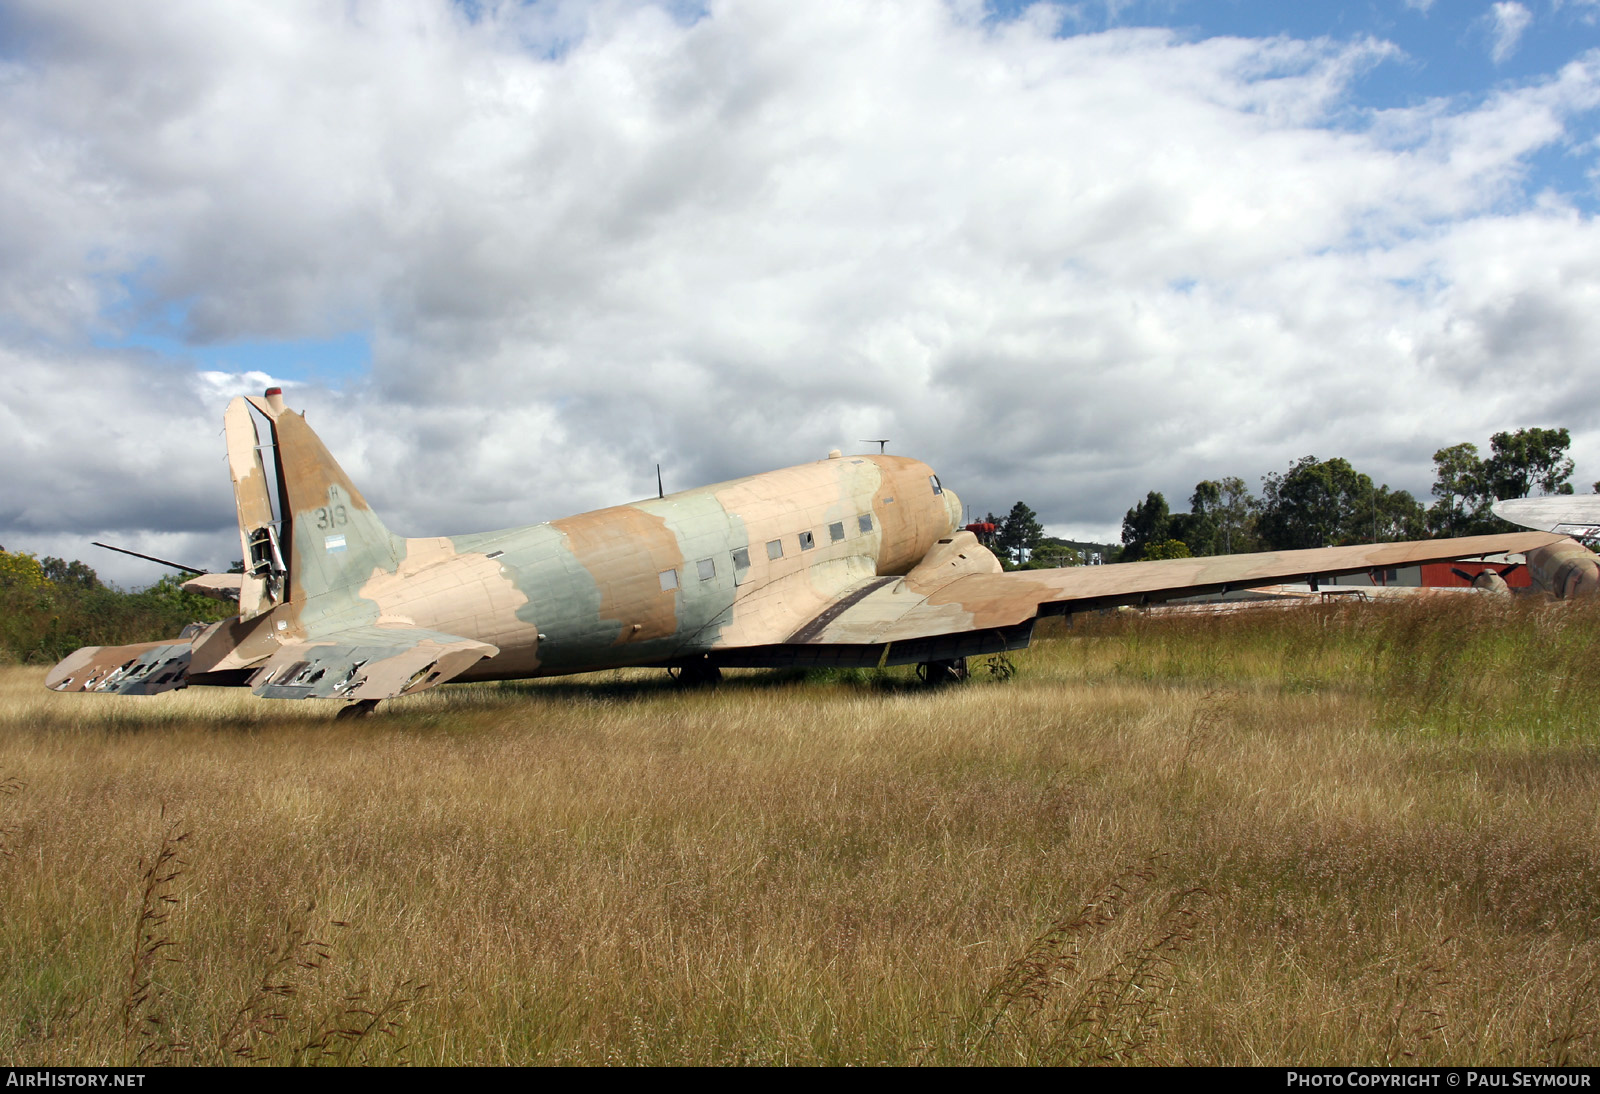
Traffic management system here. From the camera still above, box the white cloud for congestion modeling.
[1,1,1599,568]
[1489,1,1533,64]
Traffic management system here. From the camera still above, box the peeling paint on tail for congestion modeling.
[241,396,403,627]
[224,398,281,620]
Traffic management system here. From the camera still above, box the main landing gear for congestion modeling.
[669,659,723,689]
[915,658,969,686]
[336,698,381,720]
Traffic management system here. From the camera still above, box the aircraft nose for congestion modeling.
[944,488,963,535]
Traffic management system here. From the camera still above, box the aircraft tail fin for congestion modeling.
[227,389,401,614]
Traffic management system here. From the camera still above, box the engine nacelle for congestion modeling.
[1525,539,1600,599]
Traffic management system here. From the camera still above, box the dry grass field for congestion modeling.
[1,595,1597,1066]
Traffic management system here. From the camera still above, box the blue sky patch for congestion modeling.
[985,0,1600,210]
[94,326,372,384]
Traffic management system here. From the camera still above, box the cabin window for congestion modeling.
[829,521,845,543]
[697,558,716,581]
[732,547,751,585]
[659,568,678,591]
[858,514,874,533]
[799,530,815,551]
[929,474,943,495]
[766,539,784,560]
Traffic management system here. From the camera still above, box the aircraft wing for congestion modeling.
[750,530,1568,660]
[248,625,498,701]
[1492,497,1600,539]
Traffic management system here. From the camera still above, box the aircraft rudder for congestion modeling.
[242,390,401,605]
[225,396,285,617]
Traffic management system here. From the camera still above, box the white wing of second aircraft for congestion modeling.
[1491,496,1600,539]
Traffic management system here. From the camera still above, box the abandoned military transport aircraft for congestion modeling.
[46,389,1588,714]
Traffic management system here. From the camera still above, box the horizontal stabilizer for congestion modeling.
[248,625,498,702]
[45,641,194,695]
[181,573,244,602]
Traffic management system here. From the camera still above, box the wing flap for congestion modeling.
[247,625,498,701]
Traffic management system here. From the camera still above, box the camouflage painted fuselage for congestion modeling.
[325,454,963,680]
[49,395,979,701]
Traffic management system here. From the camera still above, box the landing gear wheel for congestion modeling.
[915,658,969,686]
[336,698,380,720]
[670,661,723,689]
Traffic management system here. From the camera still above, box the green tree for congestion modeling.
[996,502,1044,567]
[1257,456,1411,549]
[1024,541,1082,569]
[0,548,49,591]
[1428,442,1492,536]
[41,556,100,591]
[1485,427,1575,499]
[1212,476,1258,554]
[1359,485,1428,542]
[1258,457,1351,549]
[131,573,231,620]
[1143,538,1192,561]
[1429,428,1576,534]
[1174,481,1221,557]
[1120,491,1170,561]
[0,551,232,664]
[1161,478,1259,556]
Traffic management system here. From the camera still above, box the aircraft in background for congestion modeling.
[1493,496,1600,540]
[46,390,1589,715]
[1492,496,1600,599]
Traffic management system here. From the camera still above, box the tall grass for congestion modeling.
[0,595,1596,1065]
[1054,595,1600,740]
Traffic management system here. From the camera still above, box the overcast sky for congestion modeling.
[3,0,1600,585]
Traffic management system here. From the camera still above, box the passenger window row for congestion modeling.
[763,513,873,564]
[656,513,878,591]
